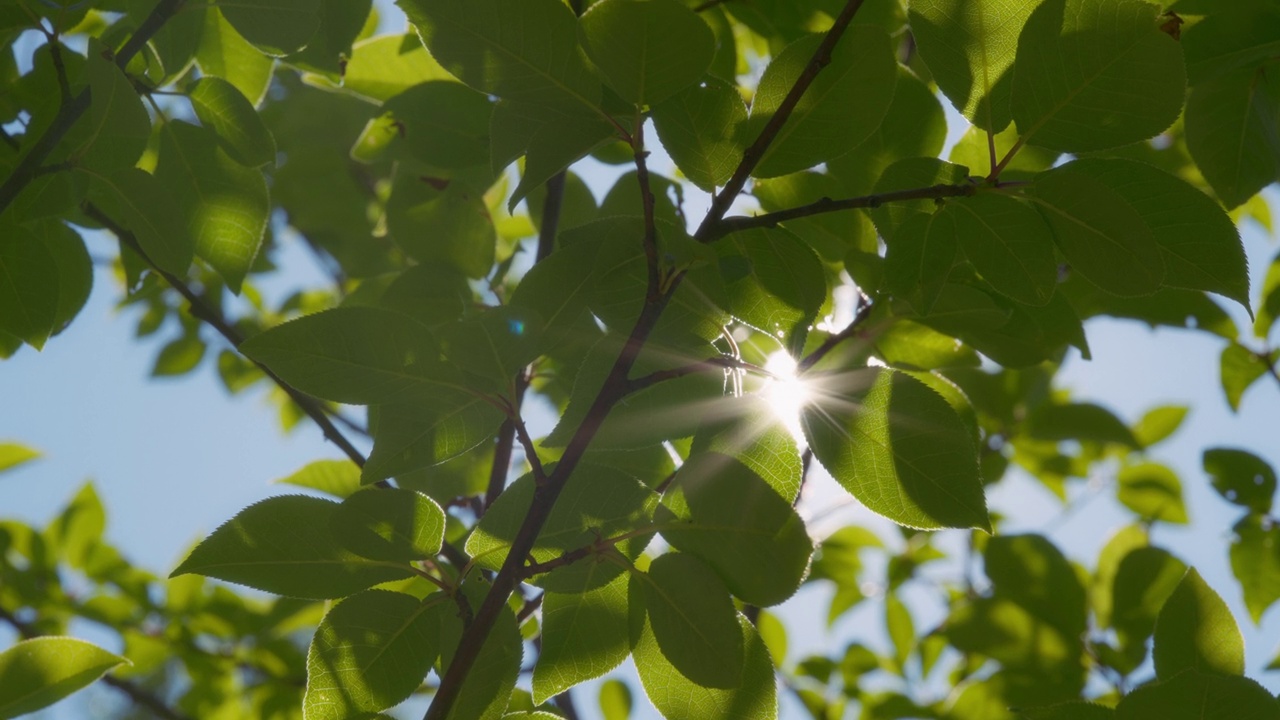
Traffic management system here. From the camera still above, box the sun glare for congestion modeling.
[762,351,810,444]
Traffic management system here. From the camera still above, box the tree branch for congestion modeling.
[0,0,185,216]
[705,182,978,241]
[633,124,661,304]
[625,355,765,395]
[797,293,874,373]
[694,0,871,240]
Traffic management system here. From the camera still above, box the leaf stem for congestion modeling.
[990,133,1028,181]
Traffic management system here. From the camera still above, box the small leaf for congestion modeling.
[1219,342,1270,412]
[985,534,1088,639]
[1133,406,1188,448]
[150,334,206,377]
[274,459,361,499]
[655,452,813,606]
[188,76,277,167]
[218,0,321,56]
[46,482,105,570]
[598,679,632,720]
[715,227,825,344]
[533,567,630,703]
[1027,402,1140,450]
[1229,514,1280,625]
[31,221,91,338]
[0,223,59,350]
[0,637,129,719]
[1204,448,1277,514]
[330,487,445,562]
[1117,463,1189,525]
[501,102,616,209]
[171,495,411,599]
[635,553,744,688]
[652,77,746,192]
[579,0,714,106]
[371,81,493,170]
[305,590,446,719]
[0,443,40,474]
[1153,568,1244,679]
[1111,546,1187,645]
[337,33,454,102]
[802,367,990,531]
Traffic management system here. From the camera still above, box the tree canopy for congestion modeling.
[2,0,1280,718]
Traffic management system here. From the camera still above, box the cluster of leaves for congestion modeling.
[2,0,1280,718]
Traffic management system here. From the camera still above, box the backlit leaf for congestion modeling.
[274,459,361,499]
[652,77,746,191]
[84,167,192,277]
[0,637,128,719]
[1229,514,1280,625]
[1185,65,1280,210]
[579,0,713,106]
[533,567,630,703]
[1117,463,1189,525]
[74,40,150,172]
[1152,568,1244,679]
[945,193,1058,306]
[330,487,445,562]
[1204,448,1276,514]
[188,76,277,167]
[1115,669,1278,720]
[197,8,276,105]
[635,553,744,688]
[364,394,505,484]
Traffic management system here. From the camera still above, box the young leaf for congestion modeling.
[651,77,747,192]
[579,0,714,106]
[655,452,813,606]
[170,495,412,599]
[634,553,745,688]
[188,76,277,167]
[363,394,506,484]
[0,637,129,719]
[196,8,276,106]
[532,567,630,703]
[274,459,362,499]
[329,487,446,562]
[1133,405,1189,448]
[944,193,1058,307]
[83,167,191,277]
[632,613,777,720]
[1152,568,1244,680]
[0,223,60,350]
[748,26,897,178]
[1117,463,1189,525]
[304,591,447,719]
[1229,514,1280,625]
[802,367,990,531]
[598,679,633,720]
[0,442,41,474]
[218,0,321,56]
[154,120,268,293]
[1203,448,1277,514]
[1010,0,1186,152]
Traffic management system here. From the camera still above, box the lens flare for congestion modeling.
[761,351,809,443]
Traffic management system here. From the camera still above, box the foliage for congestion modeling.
[2,0,1280,718]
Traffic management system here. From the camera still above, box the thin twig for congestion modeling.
[515,592,544,623]
[625,355,765,395]
[632,124,661,304]
[797,293,874,373]
[513,415,547,484]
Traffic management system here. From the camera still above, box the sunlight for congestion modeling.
[761,351,810,444]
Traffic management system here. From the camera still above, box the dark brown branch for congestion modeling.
[797,293,874,373]
[513,415,547,485]
[625,355,762,395]
[0,0,184,215]
[694,0,871,240]
[515,592,544,623]
[554,690,583,720]
[82,202,369,468]
[705,182,978,241]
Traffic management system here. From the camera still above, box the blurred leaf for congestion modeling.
[1132,406,1189,448]
[598,679,632,720]
[188,76,277,167]
[0,637,129,719]
[1114,669,1279,719]
[1152,568,1244,679]
[1220,342,1272,412]
[1117,463,1189,525]
[0,443,40,474]
[1203,448,1276,514]
[1229,514,1280,625]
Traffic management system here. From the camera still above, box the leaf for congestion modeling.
[285,0,371,78]
[503,102,617,209]
[690,394,804,502]
[0,443,40,474]
[1024,161,1164,297]
[945,597,1081,685]
[950,124,1060,180]
[1019,702,1115,720]
[1111,546,1187,645]
[188,76,277,167]
[1152,568,1244,680]
[1092,525,1147,632]
[1182,7,1280,86]
[196,8,276,106]
[73,40,151,172]
[802,367,990,531]
[632,613,777,720]
[438,581,523,720]
[304,591,446,719]
[1219,342,1271,413]
[84,167,192,277]
[150,334,205,376]
[508,238,601,356]
[437,306,542,395]
[0,637,129,719]
[171,495,412,599]
[337,33,455,102]
[400,0,601,110]
[655,452,812,606]
[218,0,321,56]
[909,0,1045,132]
[46,482,104,570]
[651,77,746,191]
[533,567,630,703]
[386,170,497,278]
[1010,0,1186,152]
[1229,514,1280,625]
[598,679,633,720]
[944,193,1058,306]
[885,593,914,670]
[869,157,971,243]
[579,0,714,106]
[883,212,956,314]
[714,227,825,343]
[635,553,744,688]
[1204,448,1277,514]
[31,221,91,338]
[363,394,505,484]
[1026,401,1140,448]
[154,120,269,293]
[274,459,362,499]
[748,26,897,178]
[363,81,494,170]
[985,534,1088,639]
[755,171,875,262]
[239,307,465,405]
[1185,65,1280,209]
[329,487,445,562]
[1256,251,1280,339]
[1117,463,1189,525]
[1133,405,1188,448]
[0,223,59,349]
[1115,669,1279,720]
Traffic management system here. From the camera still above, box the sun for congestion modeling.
[760,350,810,444]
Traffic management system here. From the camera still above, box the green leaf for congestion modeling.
[945,597,1081,686]
[715,227,825,343]
[1256,251,1280,339]
[377,263,473,328]
[150,334,206,376]
[1229,514,1280,625]
[196,8,276,106]
[655,452,812,606]
[945,193,1058,306]
[170,495,411,599]
[869,157,971,243]
[84,167,192,277]
[579,0,714,106]
[217,0,320,56]
[438,581,523,720]
[883,212,956,314]
[437,306,542,395]
[1152,568,1244,679]
[533,567,630,703]
[188,76,277,167]
[985,534,1088,639]
[1019,702,1115,720]
[0,223,59,349]
[509,238,601,355]
[748,26,897,178]
[1024,161,1164,296]
[1111,546,1187,644]
[1182,7,1280,86]
[274,459,361,499]
[1185,65,1280,209]
[362,81,493,170]
[0,637,129,719]
[755,171,875,262]
[45,482,104,570]
[240,307,465,405]
[0,443,40,474]
[909,0,1044,132]
[336,33,455,102]
[74,40,151,172]
[154,120,268,293]
[635,553,744,688]
[802,367,990,531]
[1219,342,1271,413]
[305,590,446,719]
[1204,448,1276,514]
[651,77,746,192]
[1133,405,1188,448]
[400,0,601,110]
[1092,525,1147,631]
[1115,669,1280,720]
[1026,401,1140,449]
[949,124,1059,180]
[1117,463,1189,525]
[31,221,91,338]
[599,679,633,720]
[885,593,914,670]
[690,394,804,501]
[386,170,497,278]
[364,394,505,484]
[502,102,617,209]
[1010,0,1186,152]
[329,487,445,562]
[632,613,777,720]
[285,0,372,78]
